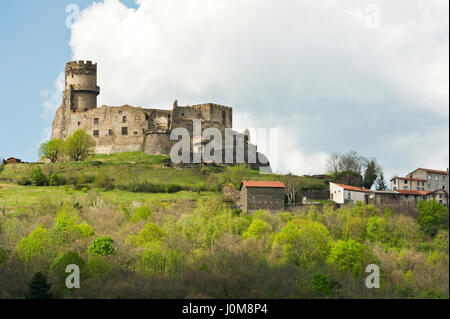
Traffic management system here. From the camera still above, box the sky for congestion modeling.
[0,0,448,179]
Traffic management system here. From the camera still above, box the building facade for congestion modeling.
[329,182,370,205]
[391,177,427,191]
[407,168,449,192]
[238,180,285,213]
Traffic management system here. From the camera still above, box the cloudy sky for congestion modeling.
[0,0,448,178]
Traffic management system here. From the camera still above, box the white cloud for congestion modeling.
[62,0,448,175]
[41,72,64,141]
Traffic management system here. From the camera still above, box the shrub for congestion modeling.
[49,173,60,186]
[0,246,6,264]
[30,166,47,186]
[131,206,152,222]
[166,184,182,193]
[18,225,53,262]
[38,139,65,163]
[366,215,390,244]
[417,200,448,237]
[94,171,114,190]
[327,239,375,277]
[342,216,366,242]
[86,256,112,278]
[50,251,85,285]
[312,274,331,296]
[128,222,165,246]
[243,219,272,240]
[88,236,115,256]
[274,219,332,264]
[17,177,32,186]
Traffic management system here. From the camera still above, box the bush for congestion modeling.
[417,200,448,237]
[94,171,114,190]
[312,274,331,296]
[131,206,152,222]
[50,251,85,285]
[166,184,182,193]
[17,177,32,186]
[18,225,53,262]
[243,219,272,240]
[327,239,375,277]
[49,173,61,186]
[30,166,48,186]
[88,236,115,256]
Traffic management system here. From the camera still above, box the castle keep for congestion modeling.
[51,61,269,170]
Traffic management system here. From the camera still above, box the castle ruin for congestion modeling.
[51,61,270,171]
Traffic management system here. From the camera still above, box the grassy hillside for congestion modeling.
[1,152,446,299]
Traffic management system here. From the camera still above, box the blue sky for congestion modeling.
[0,0,448,178]
[0,0,137,162]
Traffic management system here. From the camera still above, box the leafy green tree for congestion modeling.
[366,215,390,244]
[417,200,449,237]
[128,222,165,246]
[30,166,47,186]
[18,225,53,262]
[130,206,152,222]
[88,236,115,256]
[274,219,332,264]
[342,216,366,242]
[25,272,53,299]
[50,251,85,285]
[49,173,60,186]
[327,239,374,277]
[242,219,272,240]
[38,139,65,163]
[64,129,96,161]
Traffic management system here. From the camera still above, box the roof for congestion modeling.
[240,180,286,190]
[414,168,448,175]
[396,190,431,195]
[391,176,426,182]
[331,183,371,193]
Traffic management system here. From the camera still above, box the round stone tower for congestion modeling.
[65,60,100,111]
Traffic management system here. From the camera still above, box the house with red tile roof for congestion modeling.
[329,182,370,205]
[238,180,285,212]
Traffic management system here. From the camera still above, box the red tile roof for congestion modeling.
[332,183,371,193]
[391,177,426,181]
[396,190,431,195]
[416,168,448,175]
[241,180,286,189]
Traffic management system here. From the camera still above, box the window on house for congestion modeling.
[435,176,439,180]
[404,180,407,184]
[403,186,408,190]
[122,116,127,123]
[187,124,193,132]
[94,118,99,125]
[93,130,99,137]
[428,174,432,179]
[122,127,128,135]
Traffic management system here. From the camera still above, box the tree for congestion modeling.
[30,166,47,186]
[64,129,96,161]
[25,272,53,299]
[88,236,115,256]
[38,139,65,163]
[375,171,388,190]
[417,200,448,237]
[327,240,374,277]
[363,159,379,189]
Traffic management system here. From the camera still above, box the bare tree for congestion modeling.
[326,152,340,175]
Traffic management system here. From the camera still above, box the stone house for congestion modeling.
[407,168,449,192]
[238,180,285,213]
[391,177,426,191]
[329,182,370,205]
[425,189,449,207]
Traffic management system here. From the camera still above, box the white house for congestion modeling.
[329,182,371,204]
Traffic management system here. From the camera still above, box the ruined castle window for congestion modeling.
[77,122,81,126]
[94,118,99,125]
[108,129,113,136]
[93,130,99,137]
[145,114,149,120]
[119,110,122,114]
[135,116,140,120]
[122,116,127,123]
[134,131,138,135]
[122,127,128,135]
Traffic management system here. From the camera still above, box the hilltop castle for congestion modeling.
[51,61,270,170]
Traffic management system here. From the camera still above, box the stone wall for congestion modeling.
[240,185,285,212]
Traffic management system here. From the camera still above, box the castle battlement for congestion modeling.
[66,60,97,67]
[185,103,232,110]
